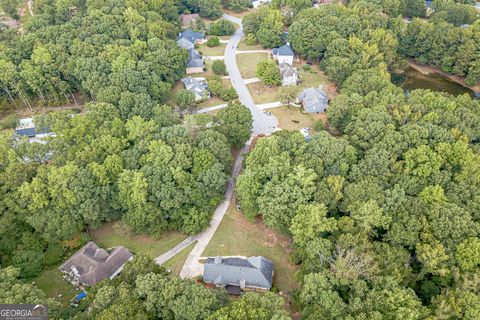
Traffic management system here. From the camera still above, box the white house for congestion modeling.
[272,43,294,65]
[279,62,298,86]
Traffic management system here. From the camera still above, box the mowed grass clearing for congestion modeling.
[198,43,226,57]
[90,221,187,259]
[34,267,77,305]
[203,201,299,292]
[247,82,280,104]
[236,53,268,79]
[163,242,196,275]
[268,106,325,131]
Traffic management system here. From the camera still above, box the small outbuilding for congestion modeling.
[203,256,274,293]
[298,86,329,113]
[59,242,133,286]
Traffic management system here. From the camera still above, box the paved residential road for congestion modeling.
[222,13,278,135]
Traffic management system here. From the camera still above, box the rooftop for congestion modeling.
[273,44,294,57]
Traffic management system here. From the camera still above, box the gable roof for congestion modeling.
[178,29,205,44]
[181,77,209,96]
[187,49,204,68]
[203,256,273,290]
[180,13,199,25]
[177,38,194,50]
[273,44,294,56]
[298,86,329,113]
[279,62,298,78]
[58,242,133,286]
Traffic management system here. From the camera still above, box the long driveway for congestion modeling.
[179,139,252,278]
[222,13,278,135]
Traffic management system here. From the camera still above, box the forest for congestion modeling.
[237,1,480,319]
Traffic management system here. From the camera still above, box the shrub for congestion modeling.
[302,64,311,72]
[314,120,325,131]
[206,36,220,47]
[212,60,227,75]
[244,33,257,46]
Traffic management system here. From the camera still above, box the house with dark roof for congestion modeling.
[178,29,205,44]
[279,62,298,86]
[186,48,204,74]
[177,37,194,50]
[15,117,54,144]
[203,256,274,294]
[181,77,210,101]
[298,86,329,113]
[272,43,294,65]
[59,242,133,286]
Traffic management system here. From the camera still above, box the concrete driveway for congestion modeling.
[222,13,278,135]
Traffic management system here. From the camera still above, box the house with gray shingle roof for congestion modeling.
[178,29,205,44]
[177,37,194,50]
[186,48,204,74]
[279,62,298,86]
[203,256,273,293]
[272,43,294,65]
[59,242,133,286]
[298,86,329,113]
[181,77,210,101]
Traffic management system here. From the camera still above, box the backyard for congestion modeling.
[236,53,268,79]
[203,201,299,293]
[89,221,188,258]
[34,267,78,305]
[163,242,197,275]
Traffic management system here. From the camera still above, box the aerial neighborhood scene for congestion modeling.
[1,0,480,319]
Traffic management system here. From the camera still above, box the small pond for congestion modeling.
[393,66,478,98]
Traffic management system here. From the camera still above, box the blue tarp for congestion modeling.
[75,291,87,300]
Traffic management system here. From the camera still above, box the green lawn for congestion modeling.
[237,38,265,51]
[203,202,299,292]
[236,53,268,79]
[34,267,78,305]
[296,64,333,92]
[90,222,188,259]
[198,43,226,57]
[268,106,325,131]
[247,82,280,104]
[163,242,196,275]
[197,96,225,109]
[223,8,253,19]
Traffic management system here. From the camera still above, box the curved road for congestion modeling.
[222,13,278,135]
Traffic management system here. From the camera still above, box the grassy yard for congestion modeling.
[163,242,196,275]
[236,53,268,79]
[90,221,187,259]
[247,82,280,104]
[296,63,337,99]
[34,267,78,305]
[268,106,325,131]
[237,38,265,51]
[223,8,254,18]
[198,43,226,57]
[203,202,299,293]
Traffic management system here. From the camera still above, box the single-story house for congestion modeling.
[298,86,329,113]
[186,48,204,74]
[59,242,133,286]
[279,62,298,86]
[272,43,294,65]
[203,256,274,293]
[15,117,54,143]
[181,77,210,101]
[178,29,205,44]
[180,13,199,26]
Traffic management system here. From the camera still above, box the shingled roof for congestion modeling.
[178,29,205,44]
[59,242,133,286]
[298,86,329,113]
[273,44,294,56]
[203,256,273,290]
